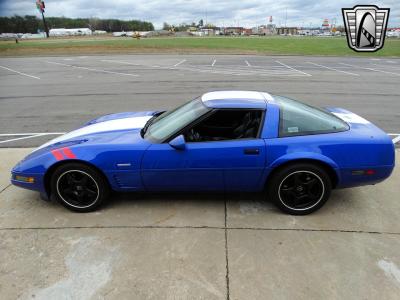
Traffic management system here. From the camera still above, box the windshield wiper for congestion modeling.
[140,115,158,138]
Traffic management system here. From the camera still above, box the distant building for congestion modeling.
[252,24,276,35]
[242,28,253,36]
[201,28,217,36]
[276,27,298,35]
[298,29,321,36]
[224,27,245,35]
[93,30,107,35]
[387,28,400,38]
[49,28,92,36]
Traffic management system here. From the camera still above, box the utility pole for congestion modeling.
[36,0,49,38]
[41,10,49,38]
[285,8,287,28]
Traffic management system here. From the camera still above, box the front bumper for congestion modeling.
[11,171,45,193]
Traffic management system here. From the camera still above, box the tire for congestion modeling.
[50,163,110,212]
[267,163,332,215]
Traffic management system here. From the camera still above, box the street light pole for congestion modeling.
[285,8,287,28]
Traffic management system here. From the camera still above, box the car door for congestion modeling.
[141,109,266,192]
[206,138,266,191]
[141,142,225,191]
[141,139,266,192]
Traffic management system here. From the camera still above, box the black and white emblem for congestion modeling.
[342,5,390,52]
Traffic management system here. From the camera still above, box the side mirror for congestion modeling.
[169,135,186,150]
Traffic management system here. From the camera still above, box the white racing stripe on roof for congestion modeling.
[332,112,370,124]
[261,92,274,102]
[201,91,269,102]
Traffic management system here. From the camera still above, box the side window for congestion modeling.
[273,95,349,137]
[184,109,263,142]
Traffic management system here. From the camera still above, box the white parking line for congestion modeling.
[103,60,169,69]
[340,63,400,76]
[275,61,311,76]
[0,132,65,136]
[101,59,142,66]
[0,65,40,80]
[1,134,49,144]
[0,134,46,144]
[307,62,359,76]
[245,60,251,67]
[392,136,400,144]
[102,58,312,77]
[370,63,400,70]
[211,59,217,67]
[46,61,139,77]
[173,59,186,67]
[0,133,65,145]
[168,65,305,77]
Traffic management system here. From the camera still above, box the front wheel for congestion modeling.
[268,163,332,215]
[51,163,110,212]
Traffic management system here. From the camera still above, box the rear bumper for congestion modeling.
[336,165,394,188]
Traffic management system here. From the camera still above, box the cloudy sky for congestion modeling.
[0,0,398,29]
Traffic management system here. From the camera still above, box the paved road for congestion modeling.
[0,54,400,147]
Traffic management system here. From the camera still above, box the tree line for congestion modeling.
[0,15,154,33]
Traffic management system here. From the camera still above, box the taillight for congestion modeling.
[351,169,376,176]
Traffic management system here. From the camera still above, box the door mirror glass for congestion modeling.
[169,135,186,150]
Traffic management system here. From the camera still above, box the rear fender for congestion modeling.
[263,152,341,188]
[269,152,339,170]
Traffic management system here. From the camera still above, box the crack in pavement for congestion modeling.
[224,196,230,300]
[0,225,399,236]
[0,184,11,195]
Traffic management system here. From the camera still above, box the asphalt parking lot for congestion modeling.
[0,54,400,299]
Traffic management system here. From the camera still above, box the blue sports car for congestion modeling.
[11,91,395,215]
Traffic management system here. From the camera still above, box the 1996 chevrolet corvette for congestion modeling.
[11,91,395,215]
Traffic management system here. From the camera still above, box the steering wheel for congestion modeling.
[187,128,201,142]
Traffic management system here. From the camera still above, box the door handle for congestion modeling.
[244,148,260,155]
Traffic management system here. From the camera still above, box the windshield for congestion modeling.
[144,98,210,142]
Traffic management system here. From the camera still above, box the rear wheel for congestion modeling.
[268,163,332,215]
[51,163,110,212]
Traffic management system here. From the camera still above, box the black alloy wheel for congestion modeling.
[268,163,332,215]
[51,163,110,212]
[279,171,324,210]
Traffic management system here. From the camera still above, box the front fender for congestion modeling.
[11,151,59,194]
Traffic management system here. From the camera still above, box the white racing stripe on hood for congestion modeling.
[37,115,152,150]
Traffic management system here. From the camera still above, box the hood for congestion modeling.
[84,111,159,126]
[36,111,157,150]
